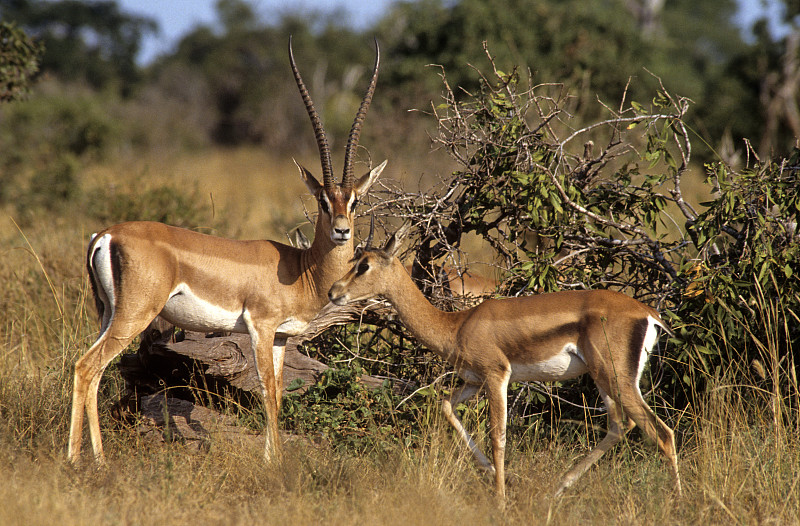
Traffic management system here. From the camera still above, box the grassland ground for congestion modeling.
[0,149,797,525]
[0,373,796,525]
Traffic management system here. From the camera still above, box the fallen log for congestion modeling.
[117,300,391,402]
[111,300,400,447]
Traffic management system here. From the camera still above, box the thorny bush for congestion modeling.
[359,45,799,432]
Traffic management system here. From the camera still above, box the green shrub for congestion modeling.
[0,87,120,212]
[0,21,44,103]
[376,53,799,427]
[0,89,119,165]
[280,322,440,454]
[281,361,409,454]
[673,151,799,403]
[27,155,80,210]
[85,180,218,230]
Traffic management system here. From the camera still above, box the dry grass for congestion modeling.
[80,145,456,241]
[0,149,797,525]
[1,384,795,525]
[81,147,313,240]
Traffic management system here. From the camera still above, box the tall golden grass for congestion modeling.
[0,149,797,525]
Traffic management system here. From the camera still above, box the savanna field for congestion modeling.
[2,1,800,524]
[1,144,798,525]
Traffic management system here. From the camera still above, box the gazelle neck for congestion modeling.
[304,218,354,295]
[382,259,463,357]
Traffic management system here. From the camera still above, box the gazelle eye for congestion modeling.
[350,198,359,213]
[319,197,330,215]
[356,261,369,275]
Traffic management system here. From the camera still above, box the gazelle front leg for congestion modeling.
[272,336,288,412]
[244,313,281,461]
[441,382,494,473]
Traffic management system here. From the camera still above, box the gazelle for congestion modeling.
[411,264,498,298]
[328,225,682,499]
[69,38,385,464]
[295,229,497,298]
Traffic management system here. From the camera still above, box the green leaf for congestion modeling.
[549,192,563,214]
[286,378,305,392]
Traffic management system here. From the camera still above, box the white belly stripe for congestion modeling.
[509,343,589,382]
[160,283,247,333]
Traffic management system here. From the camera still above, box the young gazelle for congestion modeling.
[328,225,682,499]
[69,39,383,464]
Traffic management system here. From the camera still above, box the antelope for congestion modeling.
[69,38,385,464]
[412,265,498,298]
[295,229,497,298]
[445,270,497,298]
[328,224,682,500]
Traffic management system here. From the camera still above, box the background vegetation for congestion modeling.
[0,0,798,524]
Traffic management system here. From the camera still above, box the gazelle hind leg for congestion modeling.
[486,372,510,500]
[69,326,138,463]
[69,331,108,462]
[68,347,94,461]
[441,382,494,473]
[70,286,160,463]
[555,387,626,498]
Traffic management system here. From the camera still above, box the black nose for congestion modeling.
[334,227,350,235]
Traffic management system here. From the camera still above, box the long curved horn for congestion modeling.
[342,38,380,189]
[289,35,334,192]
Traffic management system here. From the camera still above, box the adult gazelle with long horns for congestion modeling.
[68,38,385,464]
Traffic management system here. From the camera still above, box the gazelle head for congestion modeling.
[328,222,411,304]
[289,36,385,247]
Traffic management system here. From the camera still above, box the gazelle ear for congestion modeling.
[354,159,387,198]
[293,228,311,250]
[294,159,322,195]
[383,221,411,257]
